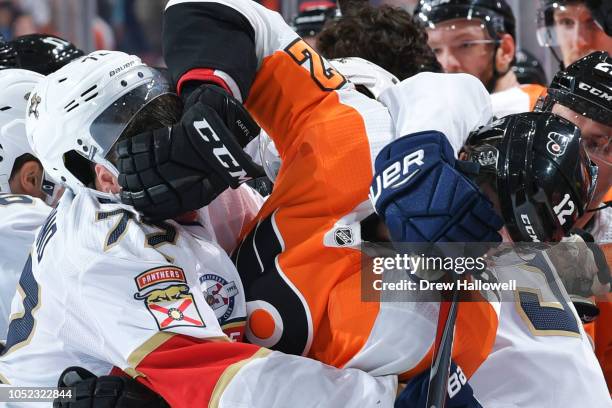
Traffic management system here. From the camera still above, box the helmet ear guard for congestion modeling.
[464,112,598,243]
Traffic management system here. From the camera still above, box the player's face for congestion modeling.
[553,3,612,67]
[552,103,611,208]
[427,19,496,86]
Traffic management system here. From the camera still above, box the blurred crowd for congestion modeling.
[0,0,166,64]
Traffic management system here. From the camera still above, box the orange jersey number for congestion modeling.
[284,39,346,91]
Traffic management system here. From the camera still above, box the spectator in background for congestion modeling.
[291,1,338,51]
[0,0,36,40]
[414,0,546,118]
[537,0,612,68]
[317,4,441,80]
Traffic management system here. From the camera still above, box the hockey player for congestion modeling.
[0,69,49,343]
[414,0,546,117]
[0,50,397,408]
[537,50,612,390]
[0,34,84,344]
[111,1,611,406]
[457,111,610,406]
[538,51,611,231]
[316,4,442,80]
[86,109,610,408]
[117,0,503,385]
[537,0,612,68]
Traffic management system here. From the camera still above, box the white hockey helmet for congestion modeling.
[0,68,44,193]
[329,57,399,99]
[26,51,178,193]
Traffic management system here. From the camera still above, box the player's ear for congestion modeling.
[14,160,44,199]
[95,164,121,194]
[494,33,515,73]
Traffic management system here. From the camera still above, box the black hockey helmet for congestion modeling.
[9,34,84,75]
[414,0,516,40]
[291,1,339,38]
[512,49,548,86]
[586,0,612,36]
[463,112,598,242]
[0,36,17,70]
[540,51,612,128]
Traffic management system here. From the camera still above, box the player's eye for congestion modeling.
[459,41,477,49]
[556,17,575,28]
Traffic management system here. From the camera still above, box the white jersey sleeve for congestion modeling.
[0,188,397,408]
[0,194,50,341]
[378,72,493,156]
[470,249,611,408]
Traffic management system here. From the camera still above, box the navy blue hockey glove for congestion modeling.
[370,132,503,251]
[395,361,482,408]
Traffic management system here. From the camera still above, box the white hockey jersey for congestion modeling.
[0,187,396,408]
[470,248,611,408]
[0,194,50,342]
[490,84,546,118]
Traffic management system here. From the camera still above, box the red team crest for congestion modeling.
[134,266,205,330]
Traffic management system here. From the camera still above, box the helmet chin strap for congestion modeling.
[486,40,511,93]
[587,200,612,212]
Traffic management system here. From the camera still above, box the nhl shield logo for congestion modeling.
[200,274,239,325]
[334,227,354,246]
[546,132,569,157]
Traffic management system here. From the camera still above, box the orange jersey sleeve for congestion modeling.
[164,0,499,380]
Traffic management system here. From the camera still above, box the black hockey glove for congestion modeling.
[53,367,169,408]
[117,84,264,221]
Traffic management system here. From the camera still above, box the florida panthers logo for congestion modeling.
[200,274,239,324]
[546,132,570,157]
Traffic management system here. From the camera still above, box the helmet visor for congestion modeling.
[416,5,506,37]
[89,67,173,159]
[551,100,612,165]
[537,2,607,47]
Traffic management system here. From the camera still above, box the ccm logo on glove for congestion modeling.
[193,118,250,184]
[369,149,424,206]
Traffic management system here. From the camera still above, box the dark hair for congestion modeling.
[105,94,183,165]
[9,153,40,181]
[316,5,442,80]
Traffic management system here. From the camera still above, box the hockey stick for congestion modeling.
[426,273,460,408]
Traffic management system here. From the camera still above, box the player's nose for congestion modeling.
[437,48,462,73]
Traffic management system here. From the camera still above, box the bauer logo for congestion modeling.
[546,132,569,157]
[369,149,424,206]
